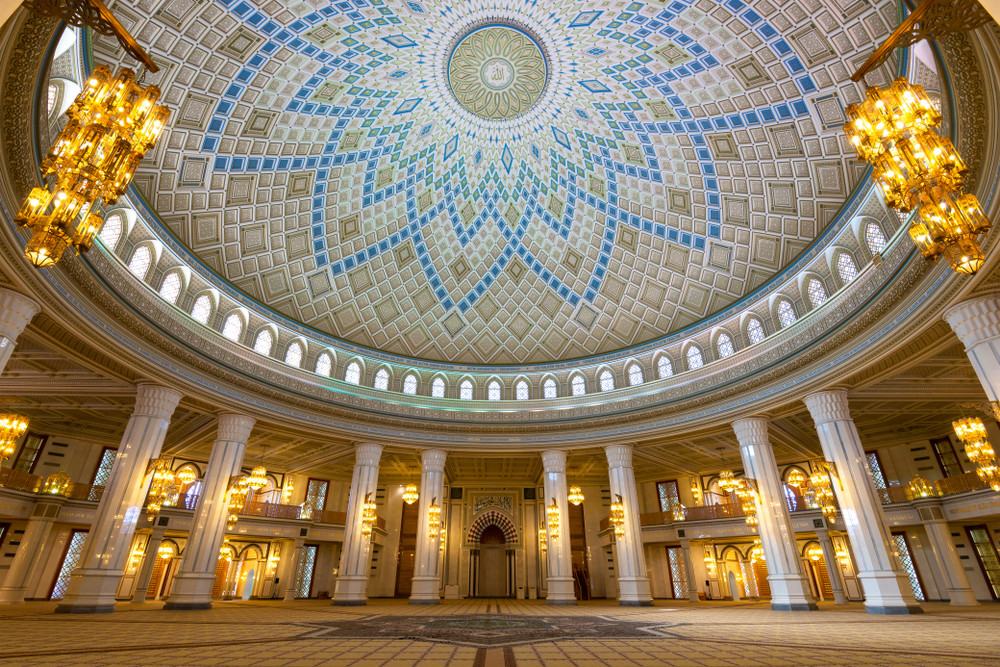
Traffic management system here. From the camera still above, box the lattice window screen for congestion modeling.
[891,533,925,601]
[667,547,688,599]
[50,530,88,600]
[294,545,318,599]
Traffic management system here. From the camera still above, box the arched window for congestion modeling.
[431,377,446,398]
[403,374,418,395]
[221,313,243,342]
[515,380,529,400]
[159,272,181,304]
[571,375,586,396]
[746,317,766,345]
[716,332,735,358]
[100,213,124,250]
[543,378,557,399]
[254,329,274,356]
[777,299,797,328]
[837,253,859,283]
[374,368,389,390]
[686,345,704,370]
[807,278,827,307]
[344,361,361,385]
[627,364,643,386]
[865,222,888,254]
[598,370,614,392]
[315,352,332,376]
[285,341,303,368]
[487,381,501,401]
[47,84,58,113]
[190,294,212,325]
[657,356,673,379]
[128,245,152,279]
[459,379,473,400]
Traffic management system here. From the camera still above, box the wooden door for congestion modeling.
[478,547,505,596]
[394,499,418,596]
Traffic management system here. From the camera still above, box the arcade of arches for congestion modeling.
[2,1,1000,666]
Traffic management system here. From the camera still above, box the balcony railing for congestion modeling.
[0,467,42,492]
[312,509,347,524]
[242,501,303,520]
[935,472,989,496]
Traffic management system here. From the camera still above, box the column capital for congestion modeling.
[216,413,255,443]
[541,449,567,472]
[354,442,383,467]
[732,417,770,448]
[803,389,851,426]
[420,448,447,472]
[133,384,183,421]
[943,294,1000,348]
[0,287,40,342]
[604,444,634,469]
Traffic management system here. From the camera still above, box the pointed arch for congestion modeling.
[466,510,518,544]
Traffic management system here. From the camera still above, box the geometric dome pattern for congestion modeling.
[101,0,897,364]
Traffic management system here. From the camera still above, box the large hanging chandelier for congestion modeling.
[146,458,177,520]
[908,474,936,498]
[247,465,268,491]
[403,482,419,505]
[806,544,824,562]
[176,466,197,487]
[809,464,838,523]
[427,498,442,538]
[157,543,174,560]
[226,475,250,530]
[0,413,29,462]
[749,539,765,564]
[717,448,741,493]
[844,77,990,275]
[953,417,1000,491]
[609,494,625,539]
[568,485,584,506]
[361,492,377,538]
[538,527,547,553]
[785,468,806,489]
[16,65,170,268]
[735,478,759,531]
[546,497,561,539]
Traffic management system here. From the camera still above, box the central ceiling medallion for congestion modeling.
[447,22,548,120]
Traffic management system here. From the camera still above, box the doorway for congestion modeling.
[478,525,507,597]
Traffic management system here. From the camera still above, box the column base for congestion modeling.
[162,602,212,610]
[617,576,652,607]
[947,590,980,605]
[0,588,27,605]
[409,599,441,605]
[857,571,921,611]
[52,568,125,614]
[409,576,441,604]
[770,603,819,611]
[333,575,369,606]
[619,600,653,607]
[161,572,216,610]
[545,576,576,604]
[866,605,924,615]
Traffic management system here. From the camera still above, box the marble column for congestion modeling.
[804,390,922,614]
[55,384,182,614]
[944,294,1000,401]
[131,520,169,603]
[912,498,978,605]
[678,538,701,603]
[733,418,817,610]
[0,287,40,374]
[333,442,383,606]
[815,526,847,605]
[541,450,576,604]
[282,538,305,601]
[163,413,255,610]
[605,444,652,606]
[0,496,66,603]
[410,449,447,604]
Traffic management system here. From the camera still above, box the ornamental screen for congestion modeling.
[50,530,89,600]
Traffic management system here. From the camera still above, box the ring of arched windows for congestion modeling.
[711,328,737,360]
[458,377,476,400]
[219,308,247,344]
[513,376,531,401]
[830,248,861,289]
[569,373,587,396]
[625,360,644,387]
[251,324,278,357]
[99,207,136,252]
[372,365,393,391]
[682,341,705,370]
[402,372,420,396]
[283,338,307,368]
[430,374,448,399]
[798,272,829,311]
[653,352,675,379]
[485,377,503,401]
[157,268,188,305]
[541,375,559,399]
[127,241,158,281]
[188,289,218,327]
[343,358,365,385]
[314,349,336,377]
[770,295,798,329]
[740,312,768,347]
[596,367,616,392]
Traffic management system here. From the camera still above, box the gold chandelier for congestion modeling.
[749,539,765,564]
[908,474,936,498]
[220,539,233,562]
[806,544,824,562]
[157,543,174,560]
[609,494,625,539]
[146,458,177,520]
[716,448,741,493]
[844,77,990,275]
[226,475,250,530]
[785,468,806,489]
[735,478,759,531]
[538,527,547,553]
[0,413,29,462]
[953,416,1000,491]
[546,497,561,539]
[176,466,196,487]
[403,482,419,505]
[672,502,686,522]
[568,485,584,506]
[808,463,838,523]
[361,492,377,538]
[247,465,268,491]
[16,65,170,268]
[427,498,442,538]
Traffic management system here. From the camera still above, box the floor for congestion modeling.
[0,598,998,666]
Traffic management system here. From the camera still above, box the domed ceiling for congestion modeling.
[108,0,887,364]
